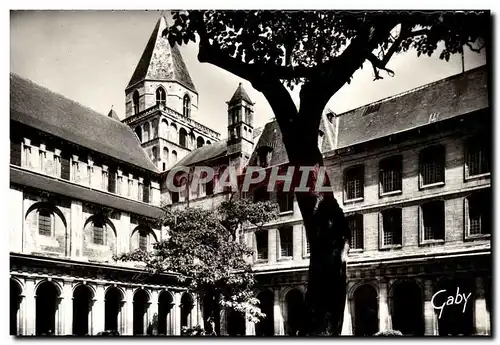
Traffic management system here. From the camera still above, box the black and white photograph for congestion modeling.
[8,8,492,337]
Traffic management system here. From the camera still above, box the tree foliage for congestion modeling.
[114,198,279,323]
[160,10,488,336]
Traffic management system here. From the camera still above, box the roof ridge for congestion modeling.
[336,65,486,117]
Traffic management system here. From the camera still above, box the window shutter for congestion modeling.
[464,196,469,238]
[378,212,383,249]
[60,152,70,180]
[10,140,21,166]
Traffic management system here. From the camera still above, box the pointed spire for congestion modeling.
[107,106,120,121]
[228,82,253,105]
[126,15,196,92]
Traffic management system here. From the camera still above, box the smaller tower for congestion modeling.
[226,83,254,172]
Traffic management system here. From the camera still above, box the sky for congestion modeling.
[10,10,487,138]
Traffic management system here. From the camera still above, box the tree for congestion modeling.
[114,197,279,334]
[164,10,489,336]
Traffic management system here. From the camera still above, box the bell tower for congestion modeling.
[226,83,254,172]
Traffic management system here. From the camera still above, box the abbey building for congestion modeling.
[10,15,491,336]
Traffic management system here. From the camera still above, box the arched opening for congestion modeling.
[10,280,22,335]
[285,289,304,336]
[152,146,158,163]
[206,140,211,145]
[143,122,150,142]
[152,119,159,139]
[354,284,378,336]
[202,293,220,335]
[183,94,191,117]
[170,123,178,143]
[73,285,93,336]
[196,136,205,149]
[133,91,140,114]
[189,133,196,149]
[162,147,169,167]
[436,278,474,336]
[36,281,60,335]
[158,291,173,336]
[171,151,178,165]
[392,281,424,335]
[133,289,150,335]
[227,309,245,336]
[135,126,142,143]
[179,128,188,148]
[255,290,274,336]
[156,87,166,107]
[180,293,194,329]
[105,287,123,333]
[160,119,169,138]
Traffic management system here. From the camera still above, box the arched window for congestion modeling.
[179,128,188,148]
[143,122,150,142]
[133,91,140,114]
[38,209,52,236]
[135,126,142,143]
[172,150,178,165]
[152,119,159,139]
[196,136,205,148]
[93,217,105,245]
[183,94,191,118]
[152,146,158,162]
[206,140,211,145]
[156,87,166,107]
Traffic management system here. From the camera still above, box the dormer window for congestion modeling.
[133,91,140,114]
[183,94,191,117]
[257,146,272,168]
[156,87,166,107]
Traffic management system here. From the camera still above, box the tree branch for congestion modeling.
[367,53,395,80]
[466,41,485,53]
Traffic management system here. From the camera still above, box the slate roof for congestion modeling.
[107,107,120,121]
[229,83,253,105]
[174,140,228,167]
[10,73,159,172]
[335,65,488,149]
[248,65,488,167]
[126,16,196,93]
[11,167,163,219]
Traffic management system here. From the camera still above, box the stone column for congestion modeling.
[268,230,277,264]
[245,313,255,336]
[62,281,73,335]
[23,278,36,336]
[92,284,105,335]
[172,292,182,336]
[273,289,284,335]
[423,279,437,336]
[124,288,134,336]
[149,290,159,335]
[378,280,390,332]
[474,276,490,335]
[341,297,353,336]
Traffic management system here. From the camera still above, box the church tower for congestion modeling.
[122,16,220,172]
[226,83,255,172]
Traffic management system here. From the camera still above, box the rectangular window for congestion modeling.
[93,223,104,245]
[347,214,364,250]
[206,180,214,196]
[420,145,445,186]
[143,180,150,203]
[465,190,490,237]
[60,153,71,180]
[466,138,490,177]
[255,231,268,261]
[10,140,22,166]
[171,191,179,204]
[279,226,293,258]
[380,208,402,247]
[380,156,402,194]
[139,231,148,250]
[421,201,445,241]
[277,191,294,213]
[38,210,52,236]
[108,168,116,193]
[303,227,310,256]
[345,166,364,201]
